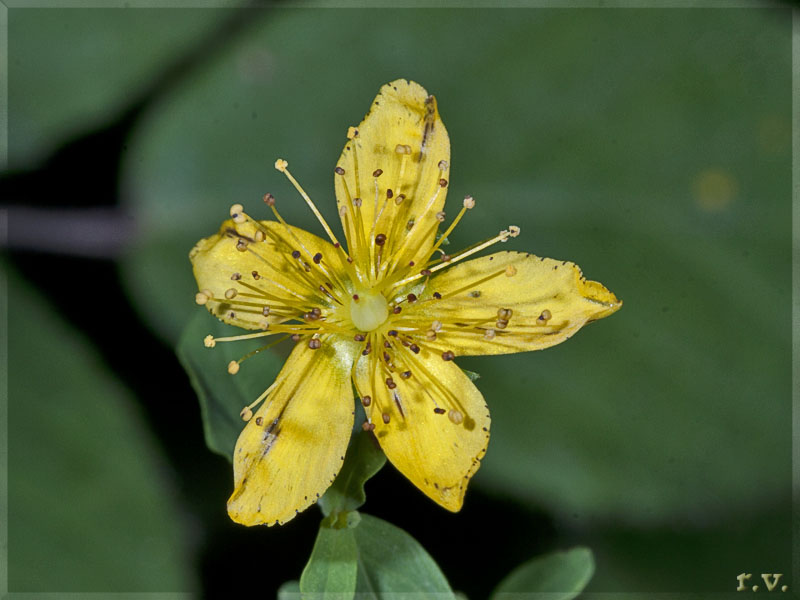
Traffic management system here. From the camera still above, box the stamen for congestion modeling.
[195,291,211,305]
[228,361,240,375]
[207,330,272,344]
[392,227,518,289]
[448,409,464,425]
[275,158,343,248]
[229,203,246,224]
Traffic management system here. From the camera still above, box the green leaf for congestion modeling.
[5,263,196,592]
[491,547,594,600]
[318,430,387,518]
[176,308,284,459]
[460,368,480,382]
[300,522,359,600]
[353,514,455,598]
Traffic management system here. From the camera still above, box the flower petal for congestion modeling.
[334,79,450,276]
[354,348,490,512]
[227,335,359,526]
[410,251,621,356]
[190,219,345,330]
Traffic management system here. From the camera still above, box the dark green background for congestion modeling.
[4,3,793,596]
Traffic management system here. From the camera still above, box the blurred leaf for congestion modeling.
[318,430,386,518]
[352,514,455,598]
[177,308,284,459]
[8,7,228,168]
[120,8,791,526]
[278,580,301,600]
[6,264,196,592]
[300,523,358,599]
[491,547,594,600]
[585,498,791,593]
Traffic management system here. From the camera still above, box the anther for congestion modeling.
[236,239,248,252]
[291,250,301,259]
[386,377,396,390]
[204,335,216,348]
[537,309,552,324]
[438,160,448,170]
[463,195,475,209]
[240,407,253,421]
[396,144,412,154]
[362,342,372,356]
[496,319,508,329]
[432,320,443,332]
[291,334,301,342]
[407,293,417,303]
[354,333,365,342]
[225,288,238,299]
[439,178,448,187]
[441,254,451,262]
[254,230,265,242]
[433,407,446,415]
[229,203,246,223]
[361,395,372,407]
[375,233,387,246]
[509,225,521,237]
[420,269,432,276]
[261,306,270,316]
[442,350,455,361]
[406,219,415,231]
[388,330,398,337]
[435,211,446,222]
[426,330,437,341]
[339,205,347,217]
[362,422,376,432]
[353,197,363,207]
[373,168,383,177]
[335,166,345,175]
[255,417,263,426]
[484,329,496,340]
[433,292,442,299]
[395,194,405,205]
[195,291,210,305]
[274,158,288,172]
[498,308,513,320]
[252,271,260,279]
[448,409,464,425]
[263,192,276,206]
[383,351,391,362]
[392,306,402,314]
[313,252,323,264]
[382,413,391,424]
[505,265,517,277]
[308,338,321,349]
[410,344,420,354]
[347,126,358,139]
[228,361,240,375]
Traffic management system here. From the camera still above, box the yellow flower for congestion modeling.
[190,79,621,526]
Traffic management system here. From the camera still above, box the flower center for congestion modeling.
[350,290,389,332]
